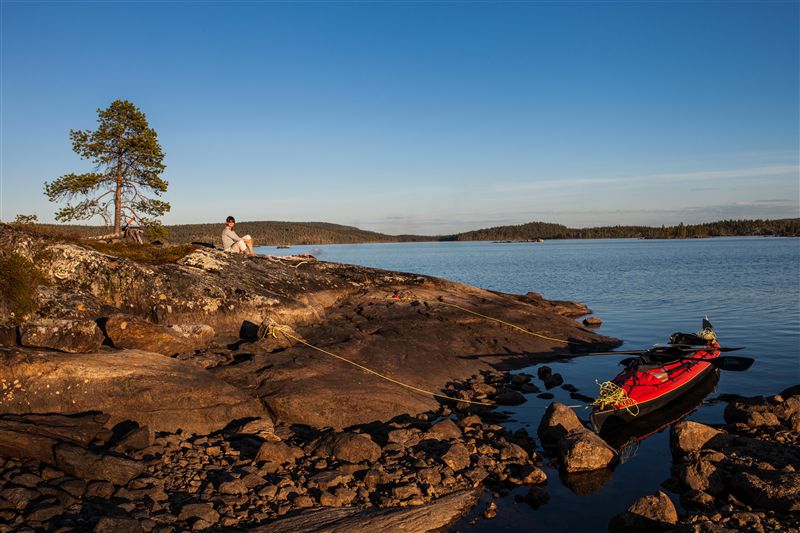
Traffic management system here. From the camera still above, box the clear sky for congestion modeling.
[1,1,798,235]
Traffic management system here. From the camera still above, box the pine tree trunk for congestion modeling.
[114,151,122,235]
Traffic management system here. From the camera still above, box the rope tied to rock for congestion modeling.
[262,324,496,407]
[388,292,586,346]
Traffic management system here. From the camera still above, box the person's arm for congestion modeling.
[222,228,241,240]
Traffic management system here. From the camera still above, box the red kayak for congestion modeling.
[590,319,721,434]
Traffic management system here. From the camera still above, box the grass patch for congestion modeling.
[0,252,47,322]
[83,241,197,264]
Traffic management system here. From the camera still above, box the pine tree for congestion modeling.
[44,100,169,235]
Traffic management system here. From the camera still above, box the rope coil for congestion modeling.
[590,380,639,417]
[262,324,496,407]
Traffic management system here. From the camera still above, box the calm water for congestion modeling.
[256,237,800,532]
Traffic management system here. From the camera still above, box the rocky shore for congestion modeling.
[0,370,548,532]
[0,224,616,531]
[2,223,797,532]
[607,387,800,533]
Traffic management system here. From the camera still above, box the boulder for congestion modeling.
[0,427,58,463]
[671,421,725,454]
[314,432,382,464]
[500,442,530,462]
[731,470,800,514]
[608,491,678,532]
[441,442,471,472]
[255,441,305,465]
[0,348,268,434]
[724,400,781,428]
[583,316,603,327]
[537,402,585,447]
[54,443,144,485]
[559,429,616,472]
[677,460,723,495]
[178,502,220,524]
[104,314,211,355]
[424,418,462,440]
[494,388,527,406]
[544,373,564,390]
[537,366,552,380]
[0,412,110,464]
[387,428,422,447]
[19,318,104,353]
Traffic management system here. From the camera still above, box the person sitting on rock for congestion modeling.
[221,216,255,255]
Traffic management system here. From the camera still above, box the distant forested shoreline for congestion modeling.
[451,218,800,241]
[27,218,800,245]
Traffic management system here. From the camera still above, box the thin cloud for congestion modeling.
[492,165,800,193]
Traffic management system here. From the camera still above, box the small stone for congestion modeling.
[494,389,527,406]
[424,419,462,440]
[292,495,314,508]
[254,441,304,465]
[387,428,422,447]
[313,432,381,464]
[241,473,266,489]
[441,443,471,472]
[9,473,43,488]
[1,487,39,509]
[500,443,530,462]
[522,466,548,485]
[308,470,352,491]
[27,502,64,522]
[86,481,115,499]
[178,503,219,524]
[483,501,497,519]
[94,517,143,533]
[219,479,248,495]
[511,374,532,386]
[608,491,678,532]
[191,519,211,531]
[391,483,421,500]
[417,467,442,486]
[544,373,564,390]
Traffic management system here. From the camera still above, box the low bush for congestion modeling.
[83,242,196,264]
[0,252,46,322]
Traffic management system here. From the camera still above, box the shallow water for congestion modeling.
[255,237,800,531]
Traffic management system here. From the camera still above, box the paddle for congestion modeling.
[578,346,755,372]
[648,353,755,371]
[580,345,744,356]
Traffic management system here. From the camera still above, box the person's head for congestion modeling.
[226,216,235,227]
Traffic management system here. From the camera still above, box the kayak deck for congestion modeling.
[590,344,720,432]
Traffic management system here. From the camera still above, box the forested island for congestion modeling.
[29,218,799,245]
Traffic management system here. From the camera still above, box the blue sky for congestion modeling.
[1,1,798,234]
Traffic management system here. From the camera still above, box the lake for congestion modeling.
[255,237,800,532]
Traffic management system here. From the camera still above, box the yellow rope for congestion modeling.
[264,324,496,407]
[591,380,639,416]
[389,294,584,346]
